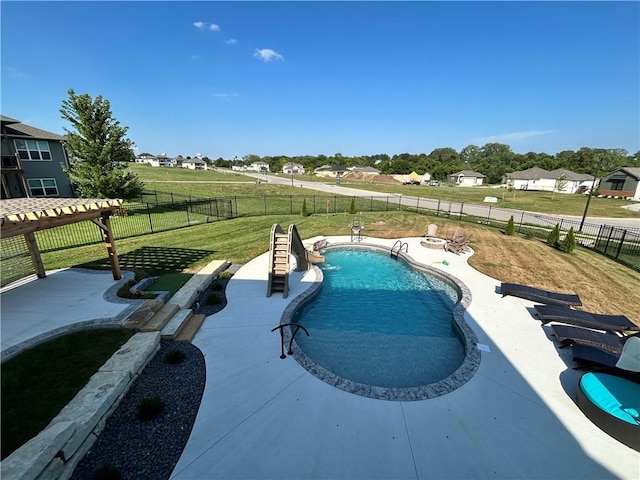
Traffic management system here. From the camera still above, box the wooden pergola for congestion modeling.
[0,197,123,280]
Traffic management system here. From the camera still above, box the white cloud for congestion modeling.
[193,21,220,32]
[225,39,238,45]
[476,130,556,143]
[213,93,239,101]
[253,48,284,62]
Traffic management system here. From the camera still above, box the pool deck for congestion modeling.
[171,235,639,479]
[1,236,638,478]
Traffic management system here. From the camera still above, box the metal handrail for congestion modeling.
[391,240,408,258]
[271,323,310,359]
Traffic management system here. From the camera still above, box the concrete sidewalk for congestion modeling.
[171,236,639,479]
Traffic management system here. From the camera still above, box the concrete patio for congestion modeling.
[1,236,637,479]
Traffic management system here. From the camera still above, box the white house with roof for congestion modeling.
[449,170,486,186]
[347,165,381,175]
[502,167,595,194]
[182,158,207,170]
[282,162,305,174]
[314,165,348,179]
[249,161,270,172]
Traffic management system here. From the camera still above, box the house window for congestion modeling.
[27,178,59,197]
[609,179,625,191]
[14,139,52,161]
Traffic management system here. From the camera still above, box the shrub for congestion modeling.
[547,223,560,247]
[137,396,164,421]
[164,349,186,364]
[206,292,223,305]
[218,271,233,280]
[301,199,309,217]
[349,197,356,214]
[561,227,577,253]
[93,463,122,480]
[505,215,515,235]
[212,281,224,291]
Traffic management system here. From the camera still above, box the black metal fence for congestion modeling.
[2,190,638,287]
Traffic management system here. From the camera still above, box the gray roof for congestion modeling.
[1,117,65,141]
[619,167,640,180]
[451,170,486,178]
[504,167,593,181]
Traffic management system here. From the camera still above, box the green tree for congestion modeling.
[552,174,568,200]
[60,89,143,200]
[547,223,561,247]
[561,227,577,253]
[301,198,309,217]
[349,197,356,214]
[505,215,515,235]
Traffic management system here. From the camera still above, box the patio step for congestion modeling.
[160,308,193,339]
[122,299,165,330]
[174,314,206,342]
[139,303,179,332]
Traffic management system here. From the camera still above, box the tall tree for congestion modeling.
[60,89,143,200]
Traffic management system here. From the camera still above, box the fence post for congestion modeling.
[519,211,525,233]
[264,195,267,215]
[595,224,604,251]
[437,199,441,217]
[185,201,190,225]
[370,197,373,211]
[313,196,316,214]
[386,197,389,211]
[155,191,158,204]
[487,206,491,224]
[416,197,420,212]
[215,199,219,219]
[290,196,293,214]
[615,230,627,259]
[170,192,174,204]
[147,203,154,234]
[459,203,464,220]
[604,227,614,255]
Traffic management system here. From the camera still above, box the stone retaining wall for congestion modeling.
[0,332,160,480]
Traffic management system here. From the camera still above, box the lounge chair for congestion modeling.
[572,343,620,368]
[445,228,472,254]
[500,282,582,306]
[534,304,640,332]
[550,324,631,354]
[576,337,640,451]
[425,223,438,238]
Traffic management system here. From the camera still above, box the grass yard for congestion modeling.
[128,163,254,182]
[145,272,194,296]
[338,182,640,218]
[40,211,640,324]
[0,328,134,460]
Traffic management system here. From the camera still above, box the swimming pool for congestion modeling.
[283,243,480,400]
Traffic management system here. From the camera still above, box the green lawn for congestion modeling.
[1,329,134,459]
[338,182,640,218]
[146,273,194,296]
[127,163,255,182]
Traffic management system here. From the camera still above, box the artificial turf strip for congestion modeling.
[146,273,193,297]
[0,328,134,460]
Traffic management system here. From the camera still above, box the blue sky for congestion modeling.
[2,1,639,159]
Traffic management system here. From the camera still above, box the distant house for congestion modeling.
[449,170,486,186]
[182,158,207,170]
[135,153,173,167]
[314,165,348,179]
[502,167,594,194]
[1,115,74,198]
[232,163,247,171]
[282,162,305,174]
[599,168,640,200]
[249,161,270,172]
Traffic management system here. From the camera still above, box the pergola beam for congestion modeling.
[1,198,123,281]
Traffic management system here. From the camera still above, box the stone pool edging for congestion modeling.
[281,241,480,401]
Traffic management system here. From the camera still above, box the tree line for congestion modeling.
[211,146,639,184]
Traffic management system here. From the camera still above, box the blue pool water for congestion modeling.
[293,248,465,388]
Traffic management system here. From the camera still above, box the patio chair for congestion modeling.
[576,337,640,451]
[500,282,582,306]
[425,223,438,238]
[445,228,472,254]
[534,304,640,332]
[550,324,633,354]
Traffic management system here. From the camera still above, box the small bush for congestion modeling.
[505,215,515,235]
[301,198,309,217]
[137,396,164,421]
[212,281,224,291]
[349,197,356,214]
[206,292,223,305]
[561,227,577,253]
[547,223,561,247]
[164,349,186,364]
[93,463,122,480]
[218,271,233,280]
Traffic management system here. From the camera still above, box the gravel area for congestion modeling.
[71,265,242,479]
[70,341,205,480]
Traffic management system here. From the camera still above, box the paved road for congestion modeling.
[242,172,640,230]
